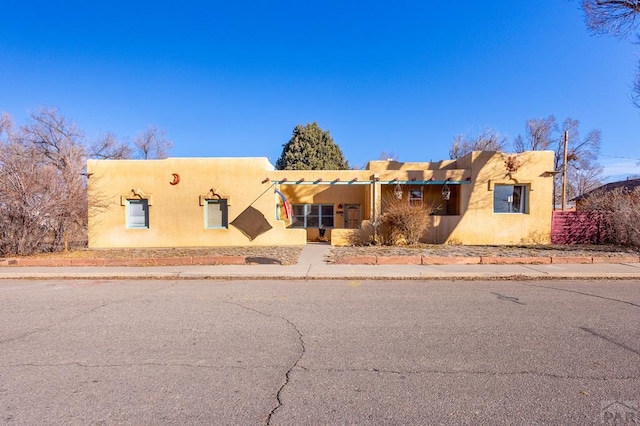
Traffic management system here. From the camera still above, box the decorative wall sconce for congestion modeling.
[441,183,451,200]
[394,182,403,199]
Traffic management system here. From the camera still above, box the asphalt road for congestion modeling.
[1,279,639,425]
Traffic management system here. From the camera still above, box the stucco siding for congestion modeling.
[87,151,554,248]
[87,157,305,248]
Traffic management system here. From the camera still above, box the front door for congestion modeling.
[345,205,361,229]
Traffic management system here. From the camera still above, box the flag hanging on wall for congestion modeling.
[274,188,292,219]
[230,206,273,241]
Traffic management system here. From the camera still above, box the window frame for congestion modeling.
[493,184,529,214]
[205,199,229,229]
[291,204,335,228]
[408,187,423,206]
[126,199,149,229]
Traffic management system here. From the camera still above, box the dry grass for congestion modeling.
[327,243,640,263]
[5,243,639,266]
[7,246,305,266]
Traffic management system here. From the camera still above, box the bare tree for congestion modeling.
[582,0,640,104]
[574,165,606,197]
[514,115,557,152]
[0,108,175,255]
[378,151,400,161]
[20,107,86,171]
[134,126,173,159]
[89,131,133,159]
[0,136,86,255]
[583,0,640,38]
[16,108,89,252]
[554,118,603,205]
[449,127,508,159]
[513,115,603,205]
[0,113,12,141]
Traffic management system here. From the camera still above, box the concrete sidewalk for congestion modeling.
[2,243,640,280]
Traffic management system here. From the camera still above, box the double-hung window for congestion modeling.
[493,185,528,213]
[291,204,334,228]
[206,199,228,228]
[127,199,149,228]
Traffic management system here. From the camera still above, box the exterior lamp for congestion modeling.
[394,183,403,200]
[441,183,451,200]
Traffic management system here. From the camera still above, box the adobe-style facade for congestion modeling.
[86,150,555,248]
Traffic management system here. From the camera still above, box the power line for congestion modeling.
[600,154,640,161]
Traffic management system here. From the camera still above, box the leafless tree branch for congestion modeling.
[449,127,508,159]
[134,126,173,159]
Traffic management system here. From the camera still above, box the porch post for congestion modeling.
[371,174,380,243]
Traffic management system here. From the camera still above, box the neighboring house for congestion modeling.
[86,150,555,248]
[572,177,640,210]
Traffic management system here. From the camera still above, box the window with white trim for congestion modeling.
[205,199,228,228]
[493,185,528,213]
[409,187,423,205]
[127,199,149,228]
[291,204,334,228]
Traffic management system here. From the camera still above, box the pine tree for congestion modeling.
[275,122,349,170]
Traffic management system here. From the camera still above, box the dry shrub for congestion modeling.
[378,195,435,245]
[579,186,640,247]
[342,221,375,246]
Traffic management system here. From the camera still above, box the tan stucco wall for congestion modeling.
[332,151,555,245]
[87,151,554,248]
[441,150,554,245]
[87,157,306,248]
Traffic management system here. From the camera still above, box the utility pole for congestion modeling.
[561,130,568,211]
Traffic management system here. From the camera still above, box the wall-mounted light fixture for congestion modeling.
[441,183,451,200]
[394,181,403,199]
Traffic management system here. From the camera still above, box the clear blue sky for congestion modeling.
[2,1,639,180]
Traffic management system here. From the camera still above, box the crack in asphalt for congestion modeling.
[224,302,305,426]
[521,283,640,308]
[0,280,179,346]
[300,367,639,381]
[579,327,640,357]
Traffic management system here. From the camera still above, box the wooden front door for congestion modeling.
[345,205,361,229]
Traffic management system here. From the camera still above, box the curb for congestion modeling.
[2,255,640,268]
[2,274,640,282]
[0,256,248,267]
[334,255,640,265]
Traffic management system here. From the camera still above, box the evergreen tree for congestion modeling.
[275,122,349,170]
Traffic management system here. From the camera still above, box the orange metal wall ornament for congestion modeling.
[170,173,180,185]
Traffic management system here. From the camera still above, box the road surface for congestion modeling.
[1,279,638,425]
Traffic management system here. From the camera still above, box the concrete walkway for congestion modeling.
[1,242,640,280]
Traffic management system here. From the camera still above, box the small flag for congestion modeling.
[274,188,292,219]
